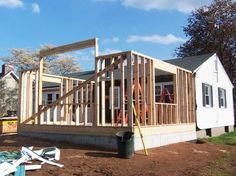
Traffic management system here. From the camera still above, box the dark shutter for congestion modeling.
[210,86,213,107]
[202,83,206,106]
[224,89,227,108]
[218,88,221,108]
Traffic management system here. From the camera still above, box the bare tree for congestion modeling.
[0,46,81,75]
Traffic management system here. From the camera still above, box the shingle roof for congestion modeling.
[165,53,214,72]
[64,70,95,80]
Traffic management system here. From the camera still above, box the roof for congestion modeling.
[165,53,214,72]
[1,70,19,82]
[64,70,95,80]
[43,70,95,88]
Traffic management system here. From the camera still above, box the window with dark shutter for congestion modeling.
[202,83,213,108]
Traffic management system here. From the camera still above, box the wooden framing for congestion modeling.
[18,39,196,138]
[40,38,97,57]
[127,52,133,127]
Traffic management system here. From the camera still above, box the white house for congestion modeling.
[166,53,235,137]
[0,64,18,116]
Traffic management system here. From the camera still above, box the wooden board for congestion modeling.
[40,38,97,57]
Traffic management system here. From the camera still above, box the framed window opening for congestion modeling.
[155,82,174,103]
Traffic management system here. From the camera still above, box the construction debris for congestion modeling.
[0,146,63,176]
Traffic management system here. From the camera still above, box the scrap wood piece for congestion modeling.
[1,154,28,176]
[0,147,62,176]
[14,165,25,176]
[14,165,42,176]
[21,147,64,168]
[33,147,60,161]
[0,151,21,163]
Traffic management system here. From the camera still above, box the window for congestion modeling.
[47,94,53,104]
[218,88,227,108]
[109,86,120,109]
[155,82,174,103]
[202,83,213,107]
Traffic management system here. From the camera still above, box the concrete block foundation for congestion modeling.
[196,125,235,138]
[134,123,196,151]
[19,132,118,150]
[19,123,197,151]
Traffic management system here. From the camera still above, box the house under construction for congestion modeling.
[18,38,196,150]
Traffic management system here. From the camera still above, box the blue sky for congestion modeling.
[0,0,212,70]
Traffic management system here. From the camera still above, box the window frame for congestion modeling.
[202,83,213,108]
[218,87,227,108]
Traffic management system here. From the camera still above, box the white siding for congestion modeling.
[195,54,234,129]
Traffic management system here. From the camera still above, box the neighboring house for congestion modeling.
[0,64,18,116]
[165,53,234,137]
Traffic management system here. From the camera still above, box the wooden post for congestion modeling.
[110,57,115,126]
[151,60,155,125]
[25,72,29,121]
[68,79,73,125]
[140,57,146,126]
[100,58,105,126]
[75,80,80,126]
[147,59,152,125]
[120,56,125,126]
[37,57,44,124]
[80,86,84,124]
[34,70,39,120]
[28,71,33,120]
[84,83,89,126]
[134,55,140,123]
[60,79,64,125]
[63,79,69,124]
[18,72,23,124]
[94,58,100,126]
[127,52,133,127]
[89,82,93,123]
[173,74,177,123]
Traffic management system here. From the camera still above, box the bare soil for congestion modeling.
[0,134,236,176]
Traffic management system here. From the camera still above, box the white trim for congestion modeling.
[1,70,19,80]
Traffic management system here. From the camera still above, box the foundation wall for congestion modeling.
[20,131,117,150]
[229,125,234,132]
[196,125,235,138]
[18,124,131,150]
[134,123,196,151]
[19,123,197,151]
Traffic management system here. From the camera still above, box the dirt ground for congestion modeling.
[0,134,236,176]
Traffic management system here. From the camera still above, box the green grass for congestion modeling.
[206,130,236,146]
[200,130,236,176]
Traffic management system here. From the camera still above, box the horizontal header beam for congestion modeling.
[39,38,97,57]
